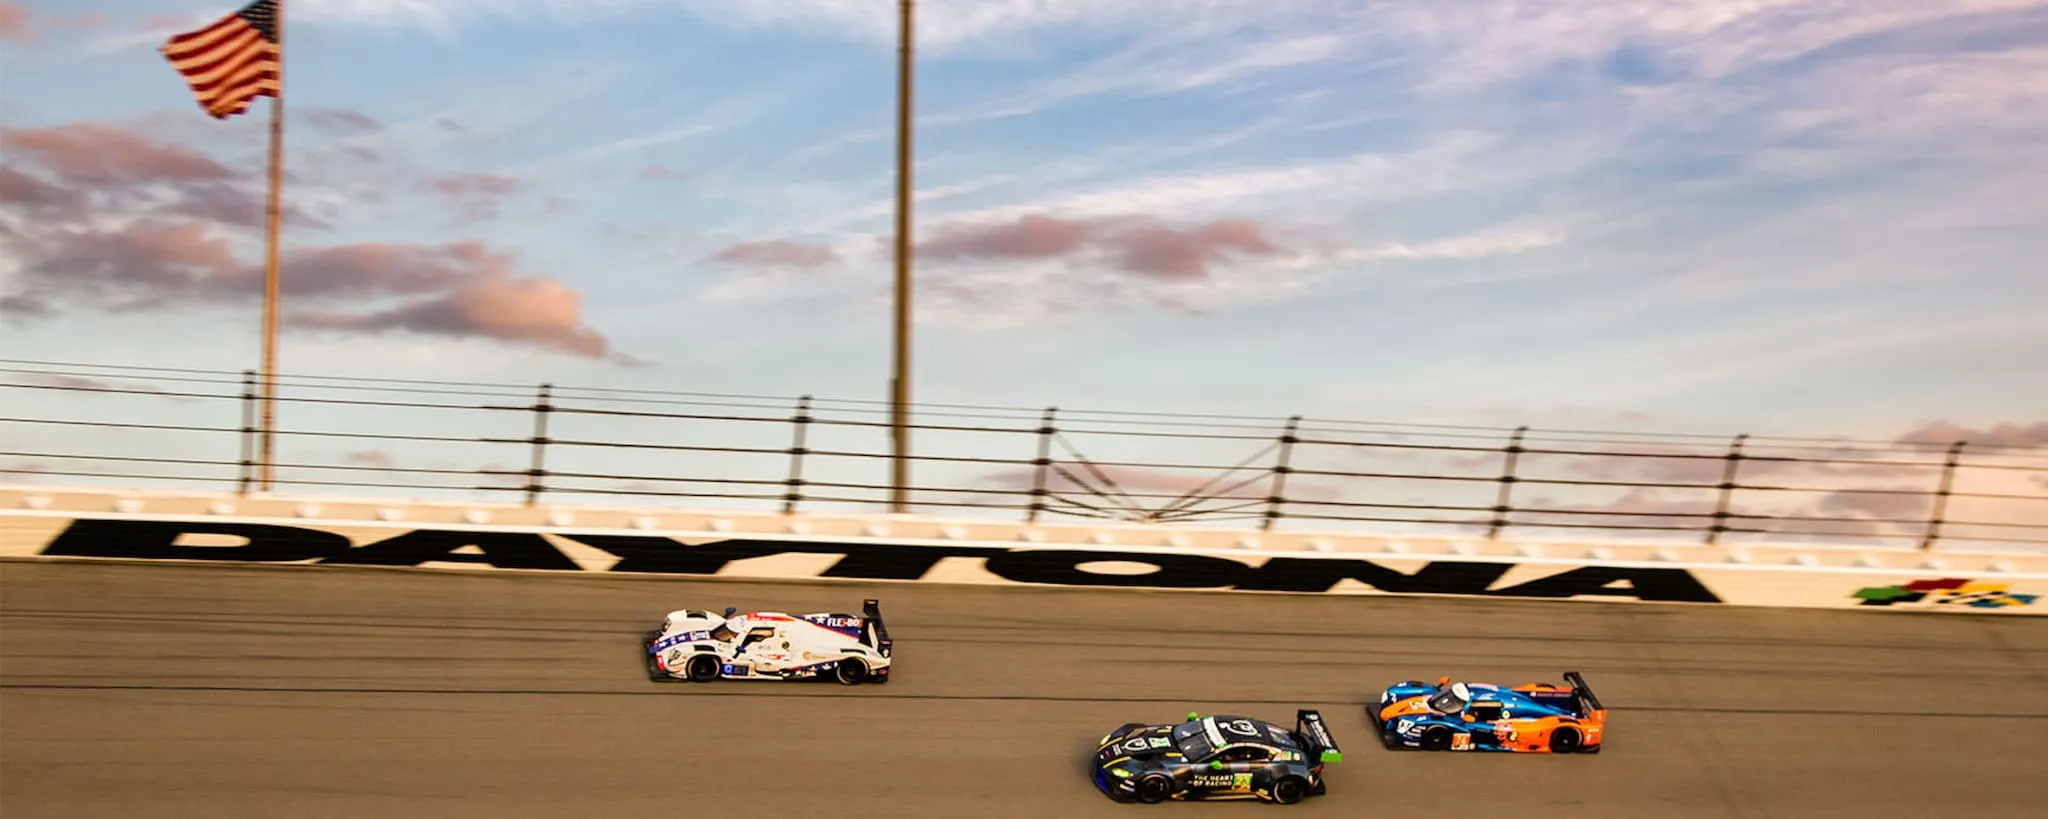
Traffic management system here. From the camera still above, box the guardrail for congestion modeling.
[2,359,2044,552]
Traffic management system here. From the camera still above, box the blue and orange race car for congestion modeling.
[1371,671,1606,754]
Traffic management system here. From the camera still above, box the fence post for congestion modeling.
[784,395,813,515]
[1705,433,1749,545]
[1486,426,1529,540]
[1026,407,1057,523]
[523,383,553,507]
[1920,440,1967,552]
[237,370,257,496]
[1262,415,1303,532]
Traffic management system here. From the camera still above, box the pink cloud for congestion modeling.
[419,172,528,222]
[0,3,29,43]
[709,239,838,268]
[918,213,1285,278]
[1113,219,1279,279]
[0,120,625,360]
[0,121,327,229]
[294,269,621,360]
[301,107,383,136]
[1,122,234,186]
[1896,419,2048,450]
[921,214,1093,260]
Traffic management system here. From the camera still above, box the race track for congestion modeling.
[3,559,2045,818]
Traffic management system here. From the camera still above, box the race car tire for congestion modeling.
[683,653,720,682]
[1270,776,1310,805]
[835,658,869,685]
[1135,773,1173,804]
[1549,728,1582,754]
[1420,726,1452,751]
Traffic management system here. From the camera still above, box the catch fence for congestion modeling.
[3,359,2044,552]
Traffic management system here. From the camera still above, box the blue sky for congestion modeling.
[2,1,2046,543]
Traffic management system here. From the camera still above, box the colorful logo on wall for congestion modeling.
[1852,578,2038,609]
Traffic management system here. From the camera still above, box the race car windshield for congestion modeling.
[1428,688,1467,713]
[709,624,738,642]
[1172,722,1218,761]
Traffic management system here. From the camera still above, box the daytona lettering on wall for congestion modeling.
[28,518,1726,603]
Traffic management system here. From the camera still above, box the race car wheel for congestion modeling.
[1549,728,1582,754]
[1135,773,1173,804]
[1420,726,1452,751]
[1270,776,1309,805]
[683,654,720,682]
[834,658,869,685]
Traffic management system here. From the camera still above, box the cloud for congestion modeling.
[294,268,624,361]
[9,372,169,396]
[0,2,105,45]
[0,121,329,229]
[2,122,234,187]
[1350,229,1567,262]
[0,119,624,360]
[920,214,1284,279]
[921,132,1503,227]
[0,3,26,43]
[1,220,626,360]
[708,239,838,268]
[302,107,384,136]
[0,165,87,216]
[1816,488,1931,522]
[1896,419,2048,451]
[920,215,1093,261]
[1490,418,2048,545]
[283,0,1356,53]
[342,449,396,468]
[419,172,529,222]
[1515,487,1717,531]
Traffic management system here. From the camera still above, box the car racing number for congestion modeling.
[1451,733,1473,751]
[1120,736,1171,753]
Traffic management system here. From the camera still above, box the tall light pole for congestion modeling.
[890,0,915,513]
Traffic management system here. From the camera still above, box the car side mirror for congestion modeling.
[1209,761,1224,770]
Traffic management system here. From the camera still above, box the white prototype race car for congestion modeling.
[643,598,893,685]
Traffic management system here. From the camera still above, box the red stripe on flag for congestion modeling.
[159,2,279,120]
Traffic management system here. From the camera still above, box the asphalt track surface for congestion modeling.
[3,559,2045,818]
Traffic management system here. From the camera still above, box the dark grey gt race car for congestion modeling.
[1091,710,1342,804]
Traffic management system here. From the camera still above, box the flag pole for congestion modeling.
[257,0,286,490]
[889,0,915,514]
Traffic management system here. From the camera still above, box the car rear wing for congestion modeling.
[1564,671,1604,717]
[1295,709,1342,765]
[861,599,892,658]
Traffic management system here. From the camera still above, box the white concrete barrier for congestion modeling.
[3,483,2042,614]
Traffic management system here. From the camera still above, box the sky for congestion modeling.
[2,1,2046,548]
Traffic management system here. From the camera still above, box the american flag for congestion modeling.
[160,0,280,120]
